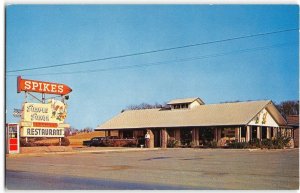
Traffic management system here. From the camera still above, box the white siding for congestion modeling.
[189,100,201,109]
[248,108,279,127]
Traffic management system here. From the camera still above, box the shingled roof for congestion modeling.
[96,100,287,130]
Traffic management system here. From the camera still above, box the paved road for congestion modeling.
[6,148,299,190]
[6,170,193,190]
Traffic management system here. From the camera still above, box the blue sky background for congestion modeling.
[5,5,299,129]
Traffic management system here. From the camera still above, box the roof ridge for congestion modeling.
[204,100,271,106]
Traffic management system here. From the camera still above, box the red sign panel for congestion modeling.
[17,76,72,95]
[33,122,58,128]
[9,138,18,151]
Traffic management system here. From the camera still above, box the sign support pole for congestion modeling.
[42,93,45,104]
[24,91,27,103]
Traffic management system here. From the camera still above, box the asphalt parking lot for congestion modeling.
[6,148,299,190]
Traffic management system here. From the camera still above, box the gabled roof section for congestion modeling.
[96,100,276,130]
[264,101,287,126]
[167,97,204,105]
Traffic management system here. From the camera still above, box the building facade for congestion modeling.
[287,115,299,148]
[96,97,292,148]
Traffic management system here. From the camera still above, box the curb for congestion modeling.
[6,148,161,158]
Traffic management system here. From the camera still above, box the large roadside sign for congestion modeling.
[22,101,67,123]
[17,76,72,95]
[20,101,68,138]
[15,76,71,140]
[21,127,64,137]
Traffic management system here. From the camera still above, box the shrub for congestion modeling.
[261,139,273,149]
[167,138,179,148]
[225,136,292,149]
[272,136,291,149]
[61,137,70,146]
[103,139,138,147]
[208,140,217,148]
[249,138,261,148]
[20,138,37,147]
[228,141,249,149]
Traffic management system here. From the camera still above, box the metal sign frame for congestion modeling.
[6,123,20,154]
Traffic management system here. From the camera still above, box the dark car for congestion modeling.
[83,137,105,147]
[83,136,138,147]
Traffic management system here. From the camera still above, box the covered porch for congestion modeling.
[100,126,293,148]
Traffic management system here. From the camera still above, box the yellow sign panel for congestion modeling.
[22,100,67,123]
[21,127,64,137]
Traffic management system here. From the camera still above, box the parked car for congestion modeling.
[83,137,105,147]
[83,136,138,147]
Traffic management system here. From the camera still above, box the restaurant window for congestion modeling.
[221,128,235,138]
[123,130,133,138]
[173,103,188,109]
[174,105,180,109]
[181,104,188,109]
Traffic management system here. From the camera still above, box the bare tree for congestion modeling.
[83,127,93,133]
[275,100,299,117]
[124,102,168,111]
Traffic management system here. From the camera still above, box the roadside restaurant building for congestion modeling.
[95,97,292,148]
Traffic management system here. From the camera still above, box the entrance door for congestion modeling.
[152,129,161,147]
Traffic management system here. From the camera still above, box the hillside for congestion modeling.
[25,131,119,147]
[67,131,106,146]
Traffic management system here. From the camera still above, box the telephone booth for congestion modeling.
[6,123,20,154]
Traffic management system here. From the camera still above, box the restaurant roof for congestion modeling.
[96,99,287,130]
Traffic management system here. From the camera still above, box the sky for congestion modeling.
[5,5,299,129]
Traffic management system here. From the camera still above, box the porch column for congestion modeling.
[239,127,242,142]
[214,128,218,141]
[235,127,240,142]
[196,128,200,146]
[217,128,222,142]
[192,128,199,146]
[174,128,181,146]
[147,129,154,148]
[161,128,167,148]
[246,126,251,142]
[257,126,261,140]
[267,127,271,139]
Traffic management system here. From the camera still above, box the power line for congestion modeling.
[6,41,296,77]
[6,28,298,73]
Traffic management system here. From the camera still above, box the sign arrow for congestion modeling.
[17,76,72,95]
